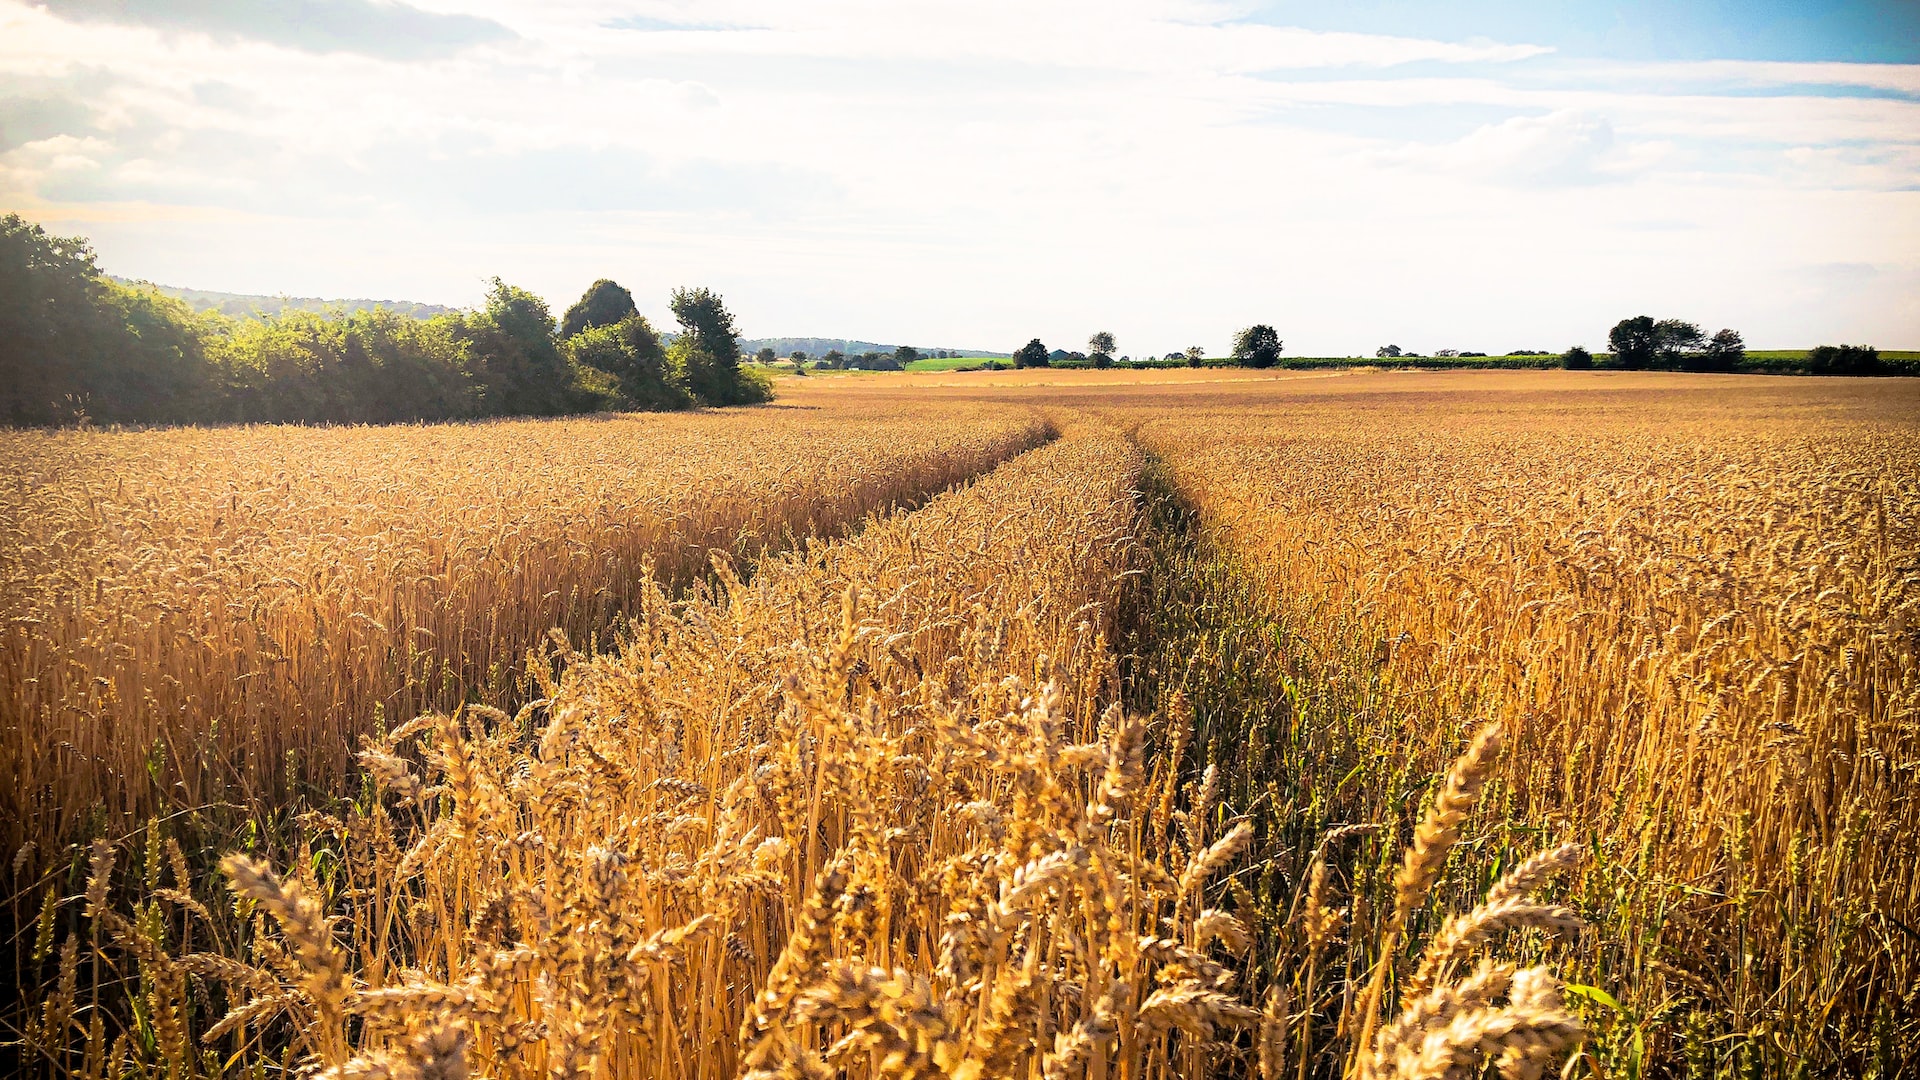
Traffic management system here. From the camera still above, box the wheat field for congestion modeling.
[1117,372,1920,1074]
[12,370,1918,1079]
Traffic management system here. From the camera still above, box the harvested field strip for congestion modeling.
[1136,402,1920,1074]
[0,405,1053,851]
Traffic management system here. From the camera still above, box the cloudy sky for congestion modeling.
[3,1,1916,355]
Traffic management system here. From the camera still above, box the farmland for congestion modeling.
[8,369,1919,1079]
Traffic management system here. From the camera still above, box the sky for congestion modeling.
[2,1,1916,356]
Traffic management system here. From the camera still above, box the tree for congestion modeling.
[1,213,223,425]
[1807,344,1881,375]
[1699,328,1745,370]
[822,348,845,368]
[1607,316,1658,369]
[790,350,808,363]
[559,279,637,339]
[1561,346,1593,370]
[755,347,777,365]
[1653,319,1705,365]
[1088,330,1115,369]
[1013,338,1049,369]
[894,345,920,366]
[463,279,576,416]
[1185,346,1205,367]
[668,286,768,405]
[1231,324,1283,368]
[567,314,688,411]
[1376,345,1402,358]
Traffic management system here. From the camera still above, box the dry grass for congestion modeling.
[0,403,1049,851]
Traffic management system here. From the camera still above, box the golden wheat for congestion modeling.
[0,402,1050,850]
[1128,369,1920,1070]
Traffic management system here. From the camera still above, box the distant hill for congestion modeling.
[743,337,1010,359]
[112,278,458,321]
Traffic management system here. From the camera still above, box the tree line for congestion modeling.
[1,214,769,428]
[1009,326,1284,369]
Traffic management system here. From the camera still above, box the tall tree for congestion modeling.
[1653,319,1705,364]
[1698,328,1745,370]
[559,279,638,339]
[1013,338,1049,369]
[1184,345,1205,367]
[463,279,577,416]
[1088,330,1116,369]
[669,286,767,405]
[1231,324,1283,368]
[1607,316,1658,369]
[567,313,686,411]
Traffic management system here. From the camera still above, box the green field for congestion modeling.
[903,355,1009,371]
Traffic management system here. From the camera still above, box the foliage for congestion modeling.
[1561,345,1594,370]
[215,307,478,424]
[1608,315,1709,369]
[566,314,690,411]
[2,213,220,426]
[1088,330,1116,368]
[670,286,769,405]
[1807,343,1882,375]
[1186,346,1205,367]
[1231,324,1283,368]
[1606,315,1658,368]
[559,278,638,340]
[1375,345,1402,358]
[1013,338,1050,368]
[2,215,774,427]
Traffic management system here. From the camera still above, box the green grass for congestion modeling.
[903,355,1009,371]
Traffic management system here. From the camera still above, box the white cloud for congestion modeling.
[1,0,1916,352]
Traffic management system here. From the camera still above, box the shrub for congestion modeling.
[1562,346,1594,370]
[1807,343,1881,375]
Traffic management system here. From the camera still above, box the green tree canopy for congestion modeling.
[1013,339,1049,368]
[1088,330,1115,368]
[1607,316,1657,368]
[669,286,768,405]
[567,314,687,411]
[1652,319,1705,364]
[463,279,575,416]
[1231,324,1283,368]
[559,279,638,340]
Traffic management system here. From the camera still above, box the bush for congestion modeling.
[1807,344,1881,375]
[1562,346,1594,370]
[1013,339,1049,368]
